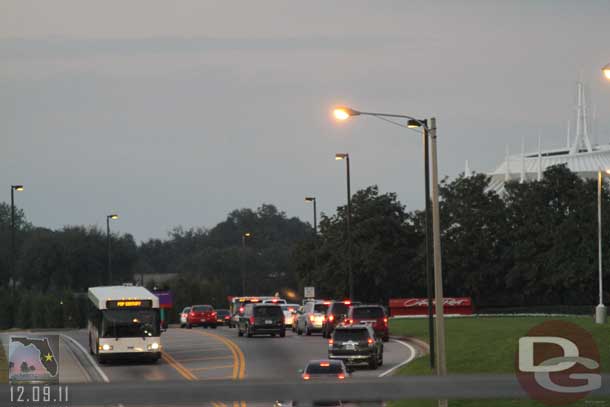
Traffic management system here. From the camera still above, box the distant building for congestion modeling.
[486,82,610,194]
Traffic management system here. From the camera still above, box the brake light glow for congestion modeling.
[323,301,331,305]
[328,315,334,322]
[383,317,388,324]
[249,316,255,324]
[328,339,334,345]
[309,315,315,322]
[239,307,245,313]
[224,315,230,319]
[271,299,278,303]
[337,374,345,380]
[303,374,310,380]
[189,312,195,316]
[212,312,217,317]
[320,362,330,367]
[343,300,351,305]
[367,338,374,345]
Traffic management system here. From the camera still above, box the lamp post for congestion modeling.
[106,214,119,285]
[10,185,24,290]
[597,170,608,324]
[335,153,354,300]
[333,107,445,376]
[241,232,252,295]
[305,197,318,283]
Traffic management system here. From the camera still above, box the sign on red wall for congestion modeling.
[389,297,473,316]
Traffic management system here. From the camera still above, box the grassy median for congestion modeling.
[388,316,610,406]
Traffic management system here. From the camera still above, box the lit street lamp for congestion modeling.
[305,196,318,282]
[106,214,119,285]
[335,153,354,300]
[333,106,446,376]
[10,185,24,290]
[241,232,252,295]
[597,170,609,324]
[603,63,610,80]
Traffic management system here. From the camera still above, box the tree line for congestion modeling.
[1,164,606,328]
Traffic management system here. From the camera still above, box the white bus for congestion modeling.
[88,285,162,363]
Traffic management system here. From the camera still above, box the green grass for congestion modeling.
[388,316,610,406]
[0,343,7,383]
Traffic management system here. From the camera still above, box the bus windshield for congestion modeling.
[101,309,160,338]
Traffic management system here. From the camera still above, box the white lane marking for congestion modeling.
[60,333,110,383]
[378,339,417,378]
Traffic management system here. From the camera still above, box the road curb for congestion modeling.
[393,336,429,355]
[60,334,109,383]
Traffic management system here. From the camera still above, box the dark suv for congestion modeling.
[328,325,383,369]
[322,300,360,338]
[346,305,389,342]
[238,304,285,338]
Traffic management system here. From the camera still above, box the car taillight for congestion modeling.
[249,316,255,324]
[212,312,217,317]
[367,338,374,345]
[309,315,315,322]
[189,312,195,316]
[303,374,310,380]
[224,315,230,319]
[383,317,388,324]
[328,339,334,345]
[345,319,352,325]
[328,315,334,322]
[337,373,345,380]
[239,307,245,313]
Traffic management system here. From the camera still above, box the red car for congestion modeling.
[345,305,389,342]
[186,304,217,329]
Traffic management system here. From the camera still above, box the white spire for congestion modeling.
[571,81,592,154]
[520,137,525,183]
[464,160,471,177]
[504,145,510,182]
[537,135,542,181]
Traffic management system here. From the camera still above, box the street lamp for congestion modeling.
[332,106,446,376]
[106,214,119,285]
[241,232,252,295]
[602,63,610,80]
[10,185,24,290]
[335,153,354,300]
[596,170,609,324]
[305,197,318,282]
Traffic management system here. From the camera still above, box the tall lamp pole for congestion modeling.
[335,153,354,300]
[305,197,318,282]
[10,185,24,289]
[106,214,119,285]
[241,232,252,295]
[333,107,446,376]
[597,170,608,324]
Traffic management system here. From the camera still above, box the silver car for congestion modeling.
[179,306,191,328]
[296,300,330,335]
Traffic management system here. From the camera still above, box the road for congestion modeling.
[65,325,414,383]
[3,326,414,405]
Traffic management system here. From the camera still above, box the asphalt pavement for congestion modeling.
[64,325,414,383]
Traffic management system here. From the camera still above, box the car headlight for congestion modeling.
[99,344,113,351]
[147,342,160,350]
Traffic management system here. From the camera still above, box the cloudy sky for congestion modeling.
[2,0,610,241]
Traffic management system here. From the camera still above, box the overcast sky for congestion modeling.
[2,0,610,242]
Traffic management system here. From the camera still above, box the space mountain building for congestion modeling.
[487,82,610,194]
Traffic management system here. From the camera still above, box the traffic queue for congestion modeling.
[178,295,389,371]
